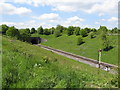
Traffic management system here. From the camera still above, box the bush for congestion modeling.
[80,29,87,37]
[54,30,61,37]
[77,36,84,45]
[67,26,74,36]
[31,28,36,34]
[74,27,80,36]
[90,32,95,39]
[6,26,20,39]
[37,26,43,34]
[43,29,51,35]
[0,24,9,34]
[19,29,31,42]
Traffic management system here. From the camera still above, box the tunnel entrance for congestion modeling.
[30,37,41,44]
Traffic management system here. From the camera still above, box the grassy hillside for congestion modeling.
[2,35,118,88]
[32,34,118,65]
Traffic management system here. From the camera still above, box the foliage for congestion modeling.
[25,28,31,34]
[67,26,74,36]
[74,27,80,36]
[19,29,31,42]
[98,26,108,33]
[80,29,87,37]
[31,28,36,34]
[43,28,51,35]
[77,36,84,45]
[54,30,61,37]
[90,32,96,39]
[37,26,44,34]
[49,27,55,34]
[101,32,112,51]
[56,25,64,33]
[111,27,118,33]
[91,28,97,32]
[0,24,9,34]
[6,26,20,39]
[84,27,91,33]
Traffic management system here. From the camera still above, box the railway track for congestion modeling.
[34,44,118,73]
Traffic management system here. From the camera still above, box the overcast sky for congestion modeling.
[0,0,118,29]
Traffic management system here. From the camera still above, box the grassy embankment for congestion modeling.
[32,33,118,65]
[2,35,118,88]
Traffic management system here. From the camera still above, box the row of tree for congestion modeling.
[1,24,119,37]
[0,24,119,51]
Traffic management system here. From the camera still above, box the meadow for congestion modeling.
[2,35,118,88]
[32,33,118,65]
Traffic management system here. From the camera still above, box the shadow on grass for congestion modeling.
[77,42,85,46]
[103,46,114,51]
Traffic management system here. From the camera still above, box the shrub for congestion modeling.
[0,24,9,34]
[54,30,61,37]
[31,28,36,34]
[80,29,87,37]
[90,32,95,39]
[74,27,80,36]
[67,26,74,36]
[19,29,31,42]
[77,36,84,45]
[37,26,43,34]
[6,26,20,39]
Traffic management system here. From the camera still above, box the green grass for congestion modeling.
[33,33,118,65]
[2,35,118,88]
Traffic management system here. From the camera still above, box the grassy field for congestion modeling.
[32,34,118,65]
[2,35,118,88]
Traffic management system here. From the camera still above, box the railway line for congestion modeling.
[34,44,118,73]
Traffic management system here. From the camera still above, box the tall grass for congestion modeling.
[2,36,118,88]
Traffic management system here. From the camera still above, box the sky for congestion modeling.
[0,0,118,29]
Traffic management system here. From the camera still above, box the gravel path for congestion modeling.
[34,44,118,74]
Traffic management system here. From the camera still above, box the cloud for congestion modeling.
[68,16,84,22]
[0,2,32,15]
[33,13,60,20]
[95,22,100,24]
[98,13,104,16]
[1,15,86,29]
[4,0,118,14]
[0,21,54,29]
[32,14,85,27]
[108,17,117,22]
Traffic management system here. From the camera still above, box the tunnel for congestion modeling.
[30,37,41,44]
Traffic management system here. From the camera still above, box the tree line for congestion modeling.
[0,24,119,51]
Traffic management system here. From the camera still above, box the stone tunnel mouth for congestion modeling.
[30,37,41,44]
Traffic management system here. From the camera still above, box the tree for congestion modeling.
[54,30,61,37]
[6,26,20,39]
[67,26,74,36]
[50,27,55,34]
[37,26,43,34]
[19,29,31,42]
[43,28,51,35]
[90,32,95,39]
[74,27,80,36]
[31,28,36,34]
[98,26,108,33]
[101,32,111,51]
[111,27,118,33]
[80,29,87,37]
[77,36,84,45]
[84,27,91,33]
[56,25,64,33]
[0,24,9,34]
[91,28,97,32]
